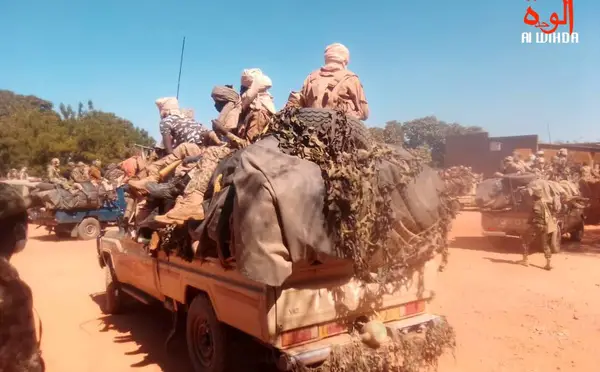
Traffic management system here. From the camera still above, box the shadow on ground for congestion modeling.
[90,293,279,372]
[450,236,523,254]
[29,233,75,242]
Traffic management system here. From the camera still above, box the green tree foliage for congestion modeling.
[369,116,483,167]
[0,90,154,176]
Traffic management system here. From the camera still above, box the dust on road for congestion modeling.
[12,211,600,372]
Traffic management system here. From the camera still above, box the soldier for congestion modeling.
[237,69,276,142]
[18,167,29,180]
[291,43,369,120]
[580,162,592,180]
[501,156,522,174]
[520,186,555,270]
[89,160,102,182]
[70,162,89,183]
[0,184,45,371]
[7,169,18,180]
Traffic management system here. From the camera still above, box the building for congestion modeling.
[445,132,600,177]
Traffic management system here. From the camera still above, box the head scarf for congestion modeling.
[324,43,350,67]
[241,68,263,88]
[155,97,181,117]
[211,86,240,103]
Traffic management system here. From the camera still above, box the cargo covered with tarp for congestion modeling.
[180,108,454,287]
[475,173,584,212]
[31,181,116,210]
[579,178,600,224]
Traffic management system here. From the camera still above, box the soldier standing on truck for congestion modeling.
[0,184,45,371]
[288,43,369,120]
[520,187,555,270]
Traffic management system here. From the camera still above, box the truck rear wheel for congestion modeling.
[78,217,101,240]
[103,266,123,314]
[570,223,584,242]
[186,295,230,372]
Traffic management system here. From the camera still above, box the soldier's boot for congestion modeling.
[154,191,205,225]
[518,255,529,266]
[544,257,552,271]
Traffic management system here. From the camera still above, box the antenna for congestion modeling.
[176,36,186,99]
[546,123,552,143]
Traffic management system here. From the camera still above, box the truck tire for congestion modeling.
[295,108,372,150]
[551,225,562,253]
[78,217,101,240]
[570,223,584,242]
[103,266,123,315]
[186,295,230,372]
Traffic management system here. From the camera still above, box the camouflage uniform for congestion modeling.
[0,184,44,371]
[520,188,554,270]
[70,162,89,183]
[154,145,231,224]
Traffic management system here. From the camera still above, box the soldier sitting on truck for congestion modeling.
[520,187,555,270]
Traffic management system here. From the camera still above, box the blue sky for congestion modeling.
[1,0,599,143]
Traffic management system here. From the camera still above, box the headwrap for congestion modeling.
[155,97,181,116]
[211,86,240,103]
[77,161,85,167]
[324,43,350,67]
[241,68,264,88]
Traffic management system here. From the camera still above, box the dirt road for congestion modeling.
[12,211,600,372]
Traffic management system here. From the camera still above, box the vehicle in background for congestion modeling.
[28,186,126,240]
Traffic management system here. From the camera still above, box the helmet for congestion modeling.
[504,156,513,163]
[77,161,85,167]
[558,148,568,156]
[530,186,543,198]
[51,158,60,166]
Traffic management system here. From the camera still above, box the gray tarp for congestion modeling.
[32,181,114,210]
[192,137,445,287]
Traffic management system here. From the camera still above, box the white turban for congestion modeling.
[324,43,350,66]
[241,68,272,91]
[155,97,180,116]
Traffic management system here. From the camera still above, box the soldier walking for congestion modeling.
[520,187,555,270]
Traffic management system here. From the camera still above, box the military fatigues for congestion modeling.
[154,145,231,224]
[0,259,44,372]
[521,197,555,270]
[70,167,89,183]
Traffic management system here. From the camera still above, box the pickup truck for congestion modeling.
[481,205,585,252]
[96,230,443,371]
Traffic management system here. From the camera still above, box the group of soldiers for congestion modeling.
[3,167,29,180]
[126,42,369,226]
[0,41,370,370]
[498,148,587,182]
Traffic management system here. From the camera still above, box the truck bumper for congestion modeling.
[276,313,441,370]
[482,231,507,237]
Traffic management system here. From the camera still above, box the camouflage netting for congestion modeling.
[438,166,480,198]
[475,174,585,211]
[299,319,456,372]
[266,108,456,283]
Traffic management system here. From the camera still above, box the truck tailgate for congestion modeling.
[481,211,528,236]
[272,256,439,349]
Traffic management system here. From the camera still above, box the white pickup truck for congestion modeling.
[97,229,444,372]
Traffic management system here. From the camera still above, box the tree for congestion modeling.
[0,90,154,176]
[369,116,483,167]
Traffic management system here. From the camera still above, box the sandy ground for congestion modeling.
[11,211,600,372]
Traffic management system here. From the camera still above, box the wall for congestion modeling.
[445,133,538,177]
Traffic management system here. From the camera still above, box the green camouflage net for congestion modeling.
[296,319,456,372]
[267,108,455,283]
